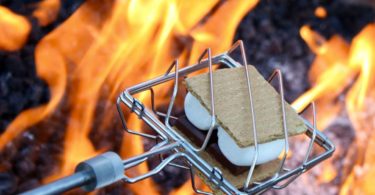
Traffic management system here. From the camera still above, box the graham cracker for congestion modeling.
[196,151,280,190]
[185,65,307,147]
[172,127,280,194]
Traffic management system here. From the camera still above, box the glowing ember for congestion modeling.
[314,6,327,19]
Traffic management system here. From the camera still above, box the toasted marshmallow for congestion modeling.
[184,92,213,130]
[217,127,284,166]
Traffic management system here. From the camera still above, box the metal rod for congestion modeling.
[21,170,93,195]
[125,54,239,94]
[228,40,259,189]
[123,142,180,168]
[191,48,217,152]
[303,102,317,164]
[165,60,179,130]
[189,165,212,195]
[267,69,290,175]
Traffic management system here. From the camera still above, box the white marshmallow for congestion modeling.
[217,127,284,166]
[184,92,213,130]
[184,92,284,166]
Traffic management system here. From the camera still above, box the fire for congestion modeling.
[293,24,375,194]
[0,6,31,51]
[0,0,258,193]
[293,25,354,129]
[341,24,375,195]
[33,0,61,26]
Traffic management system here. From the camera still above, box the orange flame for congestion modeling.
[293,23,375,194]
[0,0,258,193]
[341,24,375,195]
[293,25,353,129]
[0,6,31,51]
[33,0,61,26]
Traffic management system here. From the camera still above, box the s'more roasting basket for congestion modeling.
[24,41,335,195]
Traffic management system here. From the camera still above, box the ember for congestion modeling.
[0,0,374,194]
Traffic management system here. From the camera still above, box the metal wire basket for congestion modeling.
[116,40,335,194]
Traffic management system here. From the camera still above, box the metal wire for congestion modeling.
[267,69,290,174]
[122,142,180,183]
[228,40,259,189]
[189,164,213,195]
[116,96,159,140]
[164,60,180,129]
[189,48,218,152]
[303,102,317,165]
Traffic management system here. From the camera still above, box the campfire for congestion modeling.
[0,0,374,194]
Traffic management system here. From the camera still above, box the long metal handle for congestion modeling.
[22,152,125,195]
[21,170,93,195]
[22,143,181,195]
